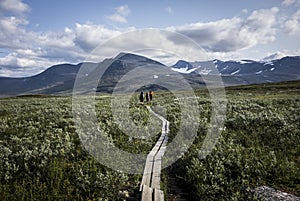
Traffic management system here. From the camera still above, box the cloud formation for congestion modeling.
[74,23,122,52]
[0,0,29,14]
[165,7,172,14]
[282,0,300,6]
[0,2,298,77]
[283,9,300,35]
[106,5,131,23]
[167,7,279,52]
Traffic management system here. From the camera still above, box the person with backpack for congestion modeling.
[149,91,153,101]
[139,91,144,103]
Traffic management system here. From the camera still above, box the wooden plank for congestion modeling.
[151,143,167,190]
[140,107,169,200]
[154,189,164,201]
[141,185,153,201]
[158,146,166,154]
[140,154,155,191]
[151,155,162,189]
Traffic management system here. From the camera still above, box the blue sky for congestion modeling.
[0,0,300,77]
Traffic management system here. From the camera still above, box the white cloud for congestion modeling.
[167,7,279,52]
[0,51,59,69]
[87,29,209,64]
[165,7,172,14]
[38,30,75,49]
[0,0,29,47]
[0,3,294,78]
[106,5,131,23]
[0,16,28,49]
[16,48,42,57]
[295,49,300,55]
[0,0,29,14]
[74,23,122,52]
[0,16,27,33]
[282,0,295,6]
[0,17,81,72]
[0,20,128,74]
[283,9,300,35]
[107,14,128,23]
[283,19,299,34]
[116,5,131,16]
[282,0,300,6]
[0,6,280,77]
[167,18,243,51]
[261,51,287,61]
[261,50,300,61]
[242,9,248,14]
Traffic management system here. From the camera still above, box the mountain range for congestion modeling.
[0,53,299,97]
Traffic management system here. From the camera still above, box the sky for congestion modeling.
[0,0,300,77]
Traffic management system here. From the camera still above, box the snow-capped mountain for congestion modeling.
[0,53,299,97]
[170,56,300,85]
[172,56,300,76]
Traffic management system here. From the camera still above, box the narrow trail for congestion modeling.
[139,106,169,201]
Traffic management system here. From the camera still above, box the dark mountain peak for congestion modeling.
[37,63,80,76]
[1,54,299,97]
[118,52,146,61]
[114,52,165,66]
[277,55,300,62]
[172,60,193,70]
[102,53,165,77]
[213,59,222,62]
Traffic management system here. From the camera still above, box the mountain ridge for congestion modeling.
[0,53,299,97]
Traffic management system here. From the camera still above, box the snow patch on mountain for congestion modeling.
[171,67,198,74]
[264,61,274,66]
[199,69,212,75]
[238,60,254,64]
[231,69,240,75]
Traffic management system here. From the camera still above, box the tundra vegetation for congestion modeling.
[0,81,299,200]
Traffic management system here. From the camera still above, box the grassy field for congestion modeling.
[163,81,300,200]
[0,80,299,200]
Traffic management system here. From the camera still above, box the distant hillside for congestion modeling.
[0,63,80,96]
[0,53,299,97]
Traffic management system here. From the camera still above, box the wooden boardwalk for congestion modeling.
[140,106,169,201]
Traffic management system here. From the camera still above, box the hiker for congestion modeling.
[139,91,144,103]
[149,91,153,101]
[145,92,149,102]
